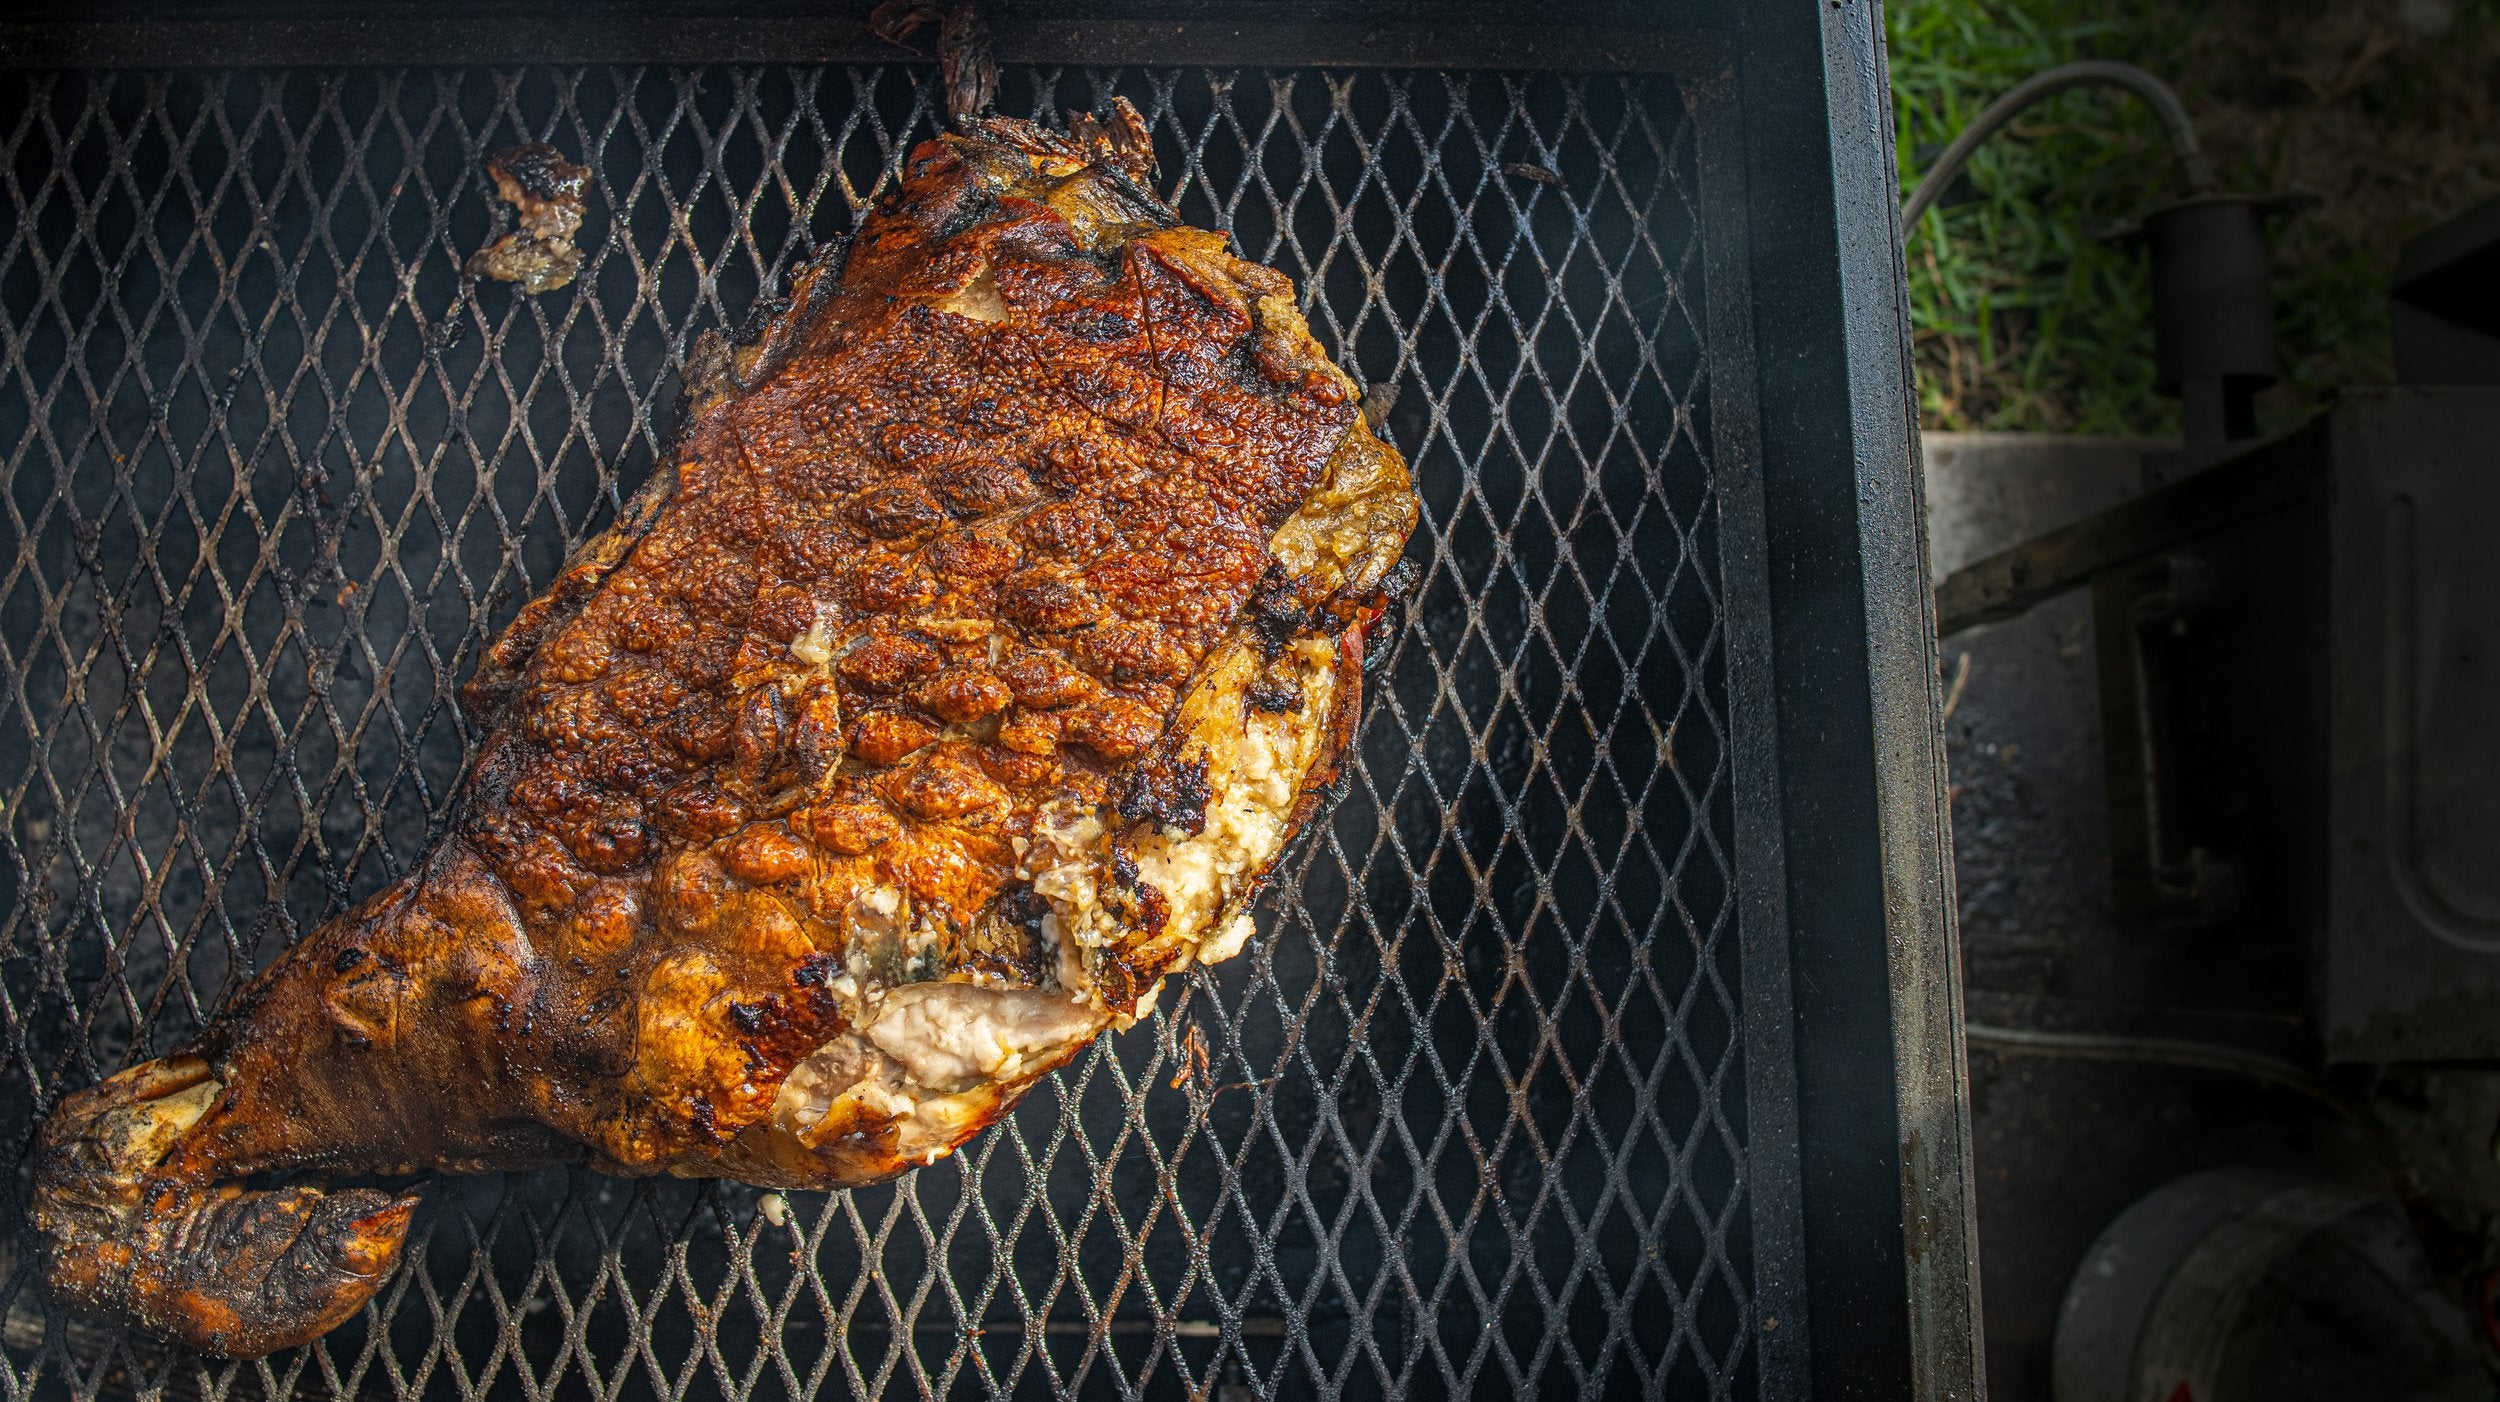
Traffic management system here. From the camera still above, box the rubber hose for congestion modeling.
[1901,60,2213,237]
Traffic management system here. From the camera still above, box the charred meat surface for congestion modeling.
[465,143,591,293]
[32,103,1418,1359]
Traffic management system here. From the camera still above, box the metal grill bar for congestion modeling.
[0,64,1744,1401]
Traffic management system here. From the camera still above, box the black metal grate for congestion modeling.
[0,63,1743,1401]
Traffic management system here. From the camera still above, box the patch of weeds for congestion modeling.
[1892,0,2500,433]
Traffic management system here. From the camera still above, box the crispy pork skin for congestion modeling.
[31,102,1417,1358]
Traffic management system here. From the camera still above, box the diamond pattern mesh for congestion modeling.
[0,63,1747,1401]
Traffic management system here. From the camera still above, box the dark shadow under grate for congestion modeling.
[0,63,1744,1401]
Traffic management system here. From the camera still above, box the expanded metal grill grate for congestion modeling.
[0,62,1743,1400]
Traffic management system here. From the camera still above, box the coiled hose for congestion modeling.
[1900,60,2214,237]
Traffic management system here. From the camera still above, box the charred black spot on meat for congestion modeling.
[1377,557,1420,601]
[332,947,367,974]
[1068,311,1138,342]
[733,294,793,347]
[1100,850,1171,942]
[1115,754,1212,836]
[1090,956,1142,1013]
[1003,884,1051,958]
[1247,560,1320,658]
[967,884,1056,985]
[1247,673,1303,713]
[1358,557,1421,674]
[490,143,588,207]
[790,954,846,1017]
[726,1000,770,1035]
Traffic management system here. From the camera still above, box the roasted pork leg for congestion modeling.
[31,101,1417,1358]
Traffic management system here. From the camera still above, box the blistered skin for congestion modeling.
[31,106,1417,1359]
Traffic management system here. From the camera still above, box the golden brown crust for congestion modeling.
[29,102,1418,1359]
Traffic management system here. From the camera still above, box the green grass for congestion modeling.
[1891,1,2175,432]
[1890,0,2500,434]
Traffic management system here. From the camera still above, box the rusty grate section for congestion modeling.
[0,63,1743,1401]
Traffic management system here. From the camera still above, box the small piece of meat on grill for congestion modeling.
[31,101,1418,1359]
[465,143,590,293]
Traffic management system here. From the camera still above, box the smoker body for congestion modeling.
[1936,387,2500,1066]
[0,4,1971,1398]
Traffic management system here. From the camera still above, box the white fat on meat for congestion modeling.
[861,982,1101,1092]
[1021,635,1338,989]
[1130,636,1339,965]
[763,628,1342,1167]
